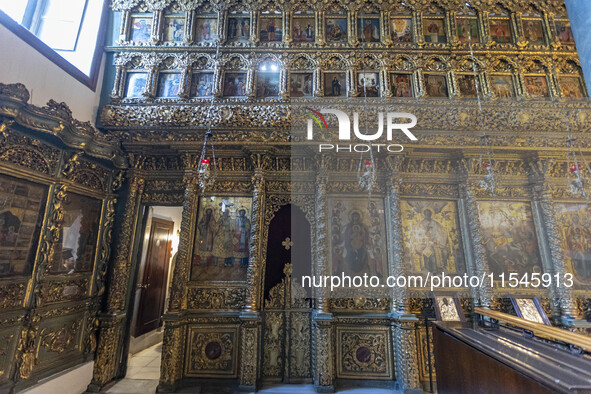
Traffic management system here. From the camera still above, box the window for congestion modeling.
[33,0,88,51]
[0,0,107,88]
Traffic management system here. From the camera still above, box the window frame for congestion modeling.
[0,1,109,91]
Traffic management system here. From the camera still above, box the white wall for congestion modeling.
[0,23,104,124]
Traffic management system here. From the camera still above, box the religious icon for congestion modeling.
[290,73,313,97]
[391,18,413,43]
[434,295,464,321]
[227,16,251,43]
[478,201,543,276]
[523,20,545,45]
[223,72,247,97]
[511,297,550,325]
[260,16,283,42]
[325,17,347,42]
[157,73,181,97]
[456,18,478,43]
[125,73,147,97]
[292,16,315,42]
[423,18,446,43]
[130,16,152,43]
[51,193,102,274]
[191,196,253,281]
[190,72,214,98]
[164,16,184,42]
[401,200,465,276]
[555,203,591,288]
[555,20,575,45]
[256,72,281,97]
[490,75,514,97]
[195,17,218,43]
[324,73,346,97]
[0,175,47,277]
[424,74,448,97]
[559,76,584,98]
[391,74,413,97]
[524,76,548,98]
[357,72,379,97]
[328,198,387,278]
[358,17,380,43]
[490,19,512,43]
[457,74,477,97]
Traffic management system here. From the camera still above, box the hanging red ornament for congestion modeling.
[201,158,210,164]
[570,164,581,172]
[484,162,492,168]
[364,160,373,166]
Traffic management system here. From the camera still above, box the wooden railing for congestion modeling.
[474,307,591,353]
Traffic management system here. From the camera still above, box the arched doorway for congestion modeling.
[262,204,312,384]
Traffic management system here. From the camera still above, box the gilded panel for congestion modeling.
[401,200,466,279]
[0,327,18,383]
[185,325,238,378]
[328,198,387,278]
[0,174,47,278]
[336,326,393,380]
[262,311,284,378]
[48,192,102,275]
[554,203,591,290]
[477,201,543,277]
[191,196,252,282]
[0,281,26,311]
[35,313,85,370]
[186,287,246,310]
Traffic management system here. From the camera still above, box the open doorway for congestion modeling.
[127,205,182,367]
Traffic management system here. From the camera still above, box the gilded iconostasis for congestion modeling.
[1,0,591,392]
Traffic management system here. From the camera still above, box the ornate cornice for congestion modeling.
[0,83,126,168]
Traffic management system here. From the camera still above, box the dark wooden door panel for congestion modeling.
[135,217,173,337]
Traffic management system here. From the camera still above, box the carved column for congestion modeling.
[528,160,574,320]
[283,10,292,43]
[239,154,266,390]
[244,166,265,313]
[314,67,323,96]
[382,68,392,97]
[385,157,406,312]
[118,10,131,42]
[316,10,325,45]
[89,174,145,391]
[314,162,330,314]
[158,160,200,392]
[392,316,421,393]
[151,10,164,44]
[311,156,334,392]
[111,65,125,98]
[457,161,492,308]
[183,9,195,44]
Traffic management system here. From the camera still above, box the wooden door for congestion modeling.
[134,217,174,337]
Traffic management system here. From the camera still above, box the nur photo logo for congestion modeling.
[304,108,418,152]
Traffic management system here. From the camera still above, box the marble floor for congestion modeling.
[104,343,400,394]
